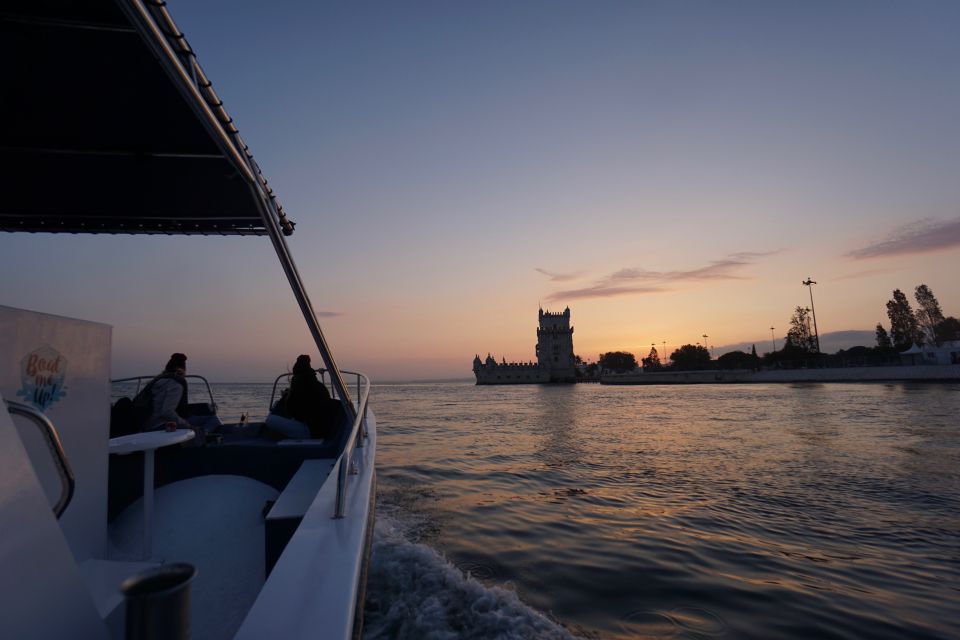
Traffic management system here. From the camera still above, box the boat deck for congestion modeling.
[108,475,282,639]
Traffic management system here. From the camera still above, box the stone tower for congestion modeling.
[536,307,576,382]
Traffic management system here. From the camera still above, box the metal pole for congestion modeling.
[770,327,776,353]
[355,372,364,445]
[803,278,820,353]
[256,193,355,420]
[702,334,709,357]
[143,451,154,560]
[118,0,356,420]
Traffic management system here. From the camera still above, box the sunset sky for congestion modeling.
[2,1,959,381]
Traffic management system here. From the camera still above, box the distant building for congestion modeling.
[900,341,960,365]
[473,307,577,384]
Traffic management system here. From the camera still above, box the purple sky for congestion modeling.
[2,1,959,380]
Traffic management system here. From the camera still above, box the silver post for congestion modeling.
[355,373,365,448]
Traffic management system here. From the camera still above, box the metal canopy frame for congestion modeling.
[1,0,355,416]
[1,2,294,236]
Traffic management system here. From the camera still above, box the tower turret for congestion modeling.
[536,307,576,382]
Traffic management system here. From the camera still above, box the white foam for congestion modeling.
[364,513,579,640]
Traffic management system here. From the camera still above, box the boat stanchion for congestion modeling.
[121,563,197,640]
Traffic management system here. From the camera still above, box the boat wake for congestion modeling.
[363,511,579,640]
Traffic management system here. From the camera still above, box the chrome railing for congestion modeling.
[111,374,218,414]
[268,369,330,410]
[333,369,370,519]
[5,400,75,518]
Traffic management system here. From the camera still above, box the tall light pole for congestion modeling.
[802,277,820,353]
[770,326,777,353]
[702,334,709,357]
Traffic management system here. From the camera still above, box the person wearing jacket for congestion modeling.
[145,353,222,439]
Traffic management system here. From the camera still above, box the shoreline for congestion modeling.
[601,364,960,385]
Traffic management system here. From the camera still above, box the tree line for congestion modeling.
[876,284,959,350]
[597,344,718,373]
[592,282,957,374]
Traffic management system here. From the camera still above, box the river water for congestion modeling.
[209,381,960,639]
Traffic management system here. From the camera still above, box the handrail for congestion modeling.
[333,369,370,519]
[111,374,218,414]
[5,400,75,518]
[268,368,330,410]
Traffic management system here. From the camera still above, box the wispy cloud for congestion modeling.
[316,311,342,317]
[546,285,667,302]
[846,217,960,259]
[831,268,894,282]
[546,251,775,302]
[535,268,584,282]
[728,250,782,261]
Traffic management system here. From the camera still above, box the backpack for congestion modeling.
[110,397,137,438]
[109,381,156,437]
[130,382,156,429]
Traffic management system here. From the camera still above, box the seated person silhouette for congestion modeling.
[144,352,222,442]
[266,355,335,439]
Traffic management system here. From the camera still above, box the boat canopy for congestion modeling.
[1,1,294,236]
[2,0,357,415]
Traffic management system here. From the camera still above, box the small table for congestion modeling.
[109,429,195,559]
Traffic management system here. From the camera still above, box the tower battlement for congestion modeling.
[473,307,576,384]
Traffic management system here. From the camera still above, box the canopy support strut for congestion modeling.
[255,185,357,420]
[119,0,356,418]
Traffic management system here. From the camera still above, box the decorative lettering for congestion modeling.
[17,346,69,412]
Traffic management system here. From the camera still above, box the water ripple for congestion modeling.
[207,381,960,639]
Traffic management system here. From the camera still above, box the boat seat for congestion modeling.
[108,434,341,521]
[277,438,329,447]
[264,459,337,576]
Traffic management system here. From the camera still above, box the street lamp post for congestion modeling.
[770,326,776,353]
[702,334,709,357]
[802,277,821,353]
